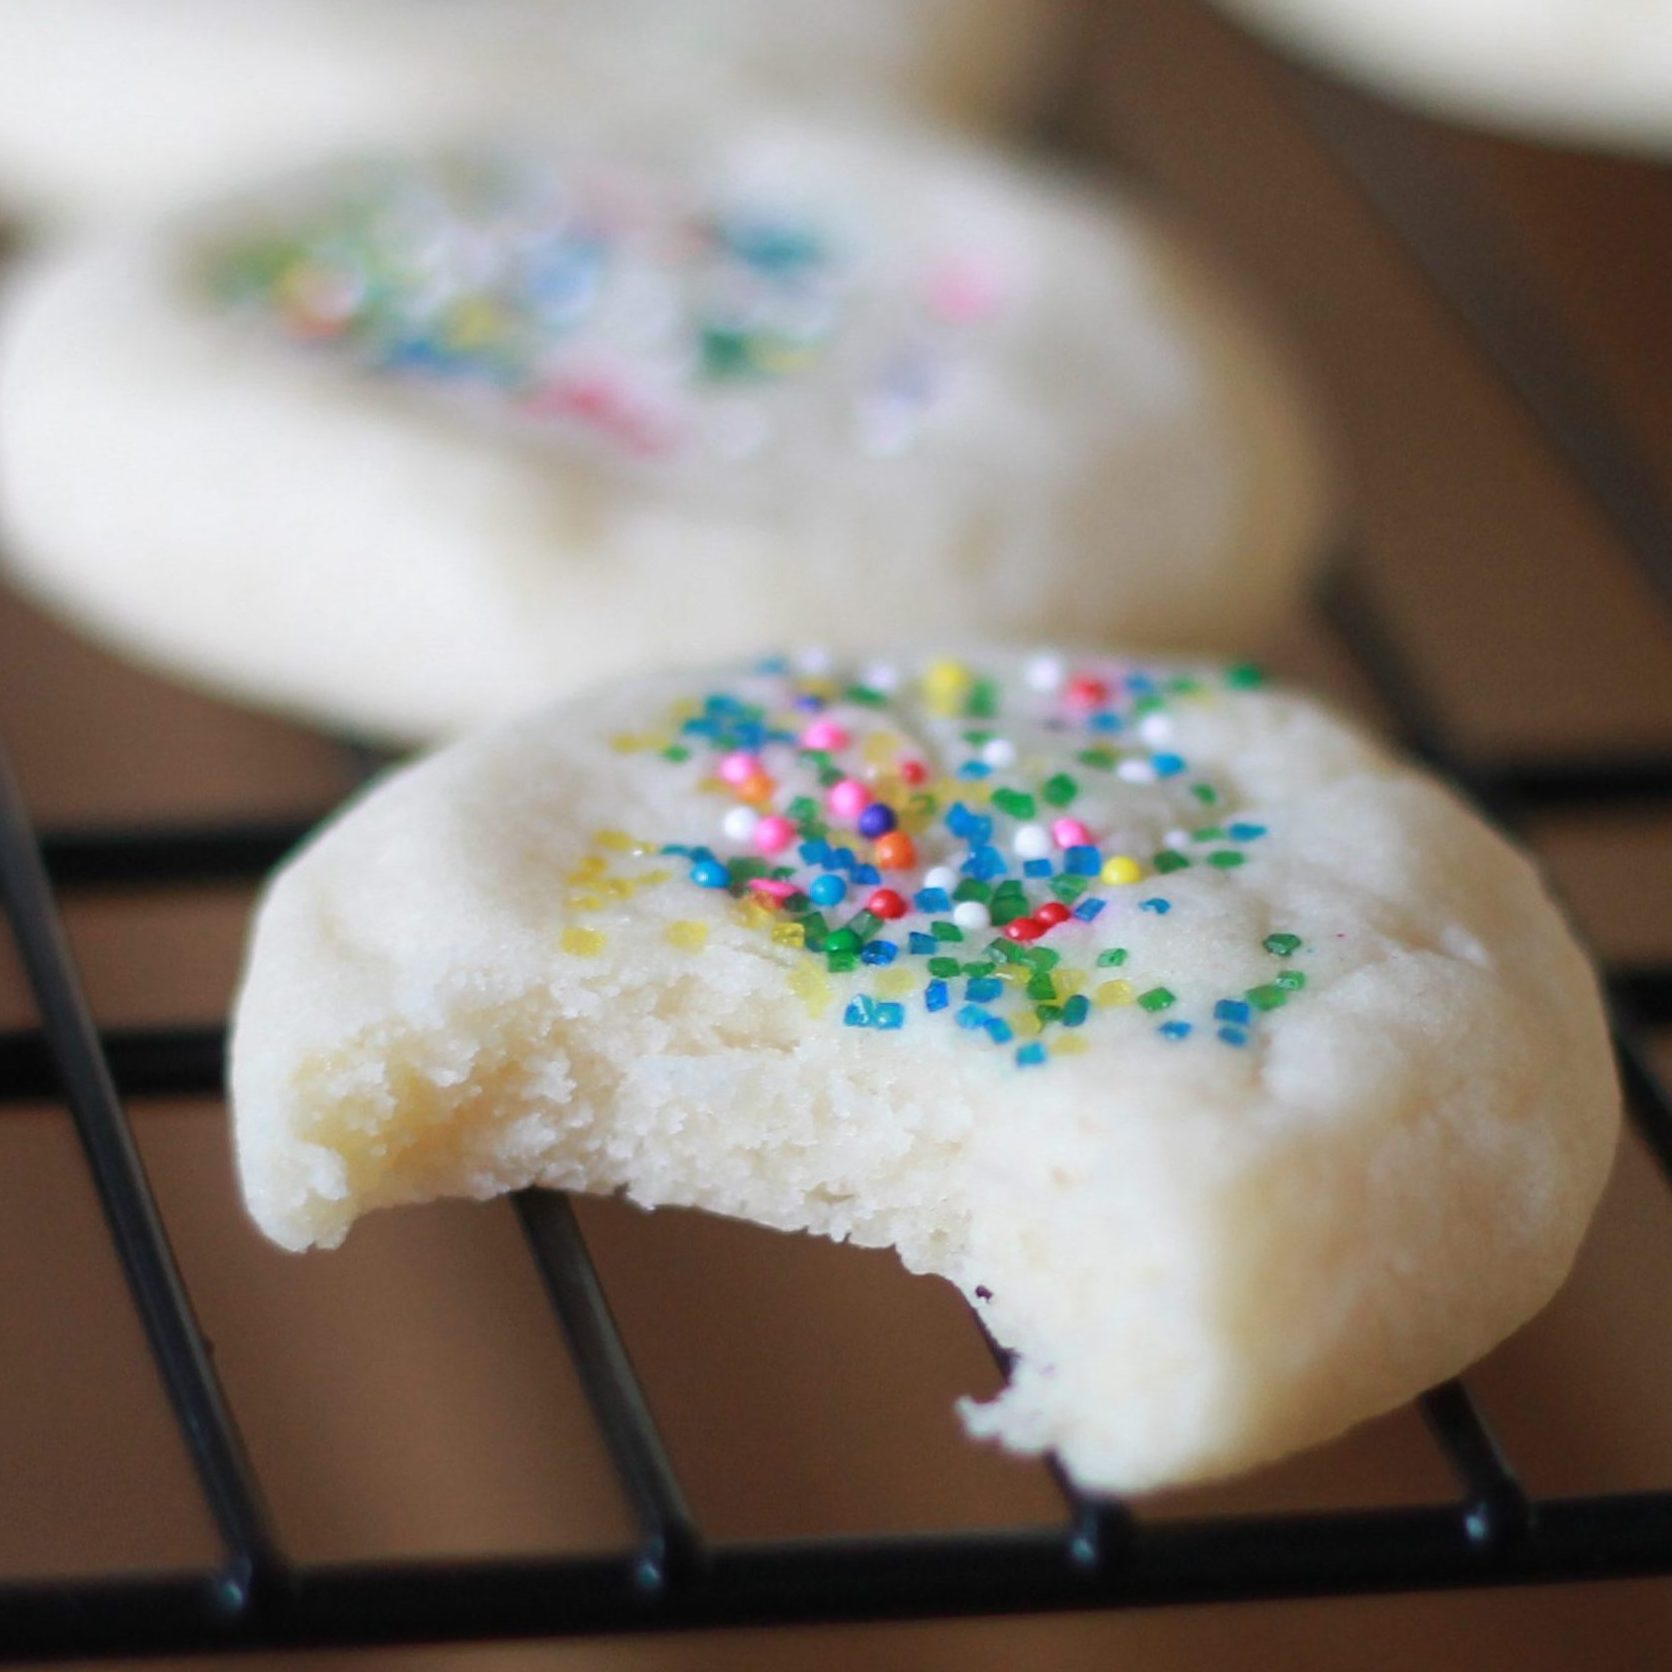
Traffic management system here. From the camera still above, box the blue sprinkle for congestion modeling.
[914,886,952,913]
[857,804,897,838]
[843,997,876,1029]
[984,1017,1014,1045]
[957,760,993,779]
[909,932,939,956]
[851,864,882,886]
[925,979,950,1012]
[861,939,899,966]
[689,846,717,865]
[1126,674,1157,694]
[690,860,730,889]
[965,977,1003,1003]
[754,655,790,675]
[1090,712,1125,733]
[874,1002,905,1031]
[947,803,978,837]
[962,845,1007,880]
[1072,899,1106,922]
[1218,1026,1249,1047]
[661,843,691,857]
[1140,897,1172,915]
[799,839,832,866]
[1022,858,1054,879]
[955,1004,990,1031]
[809,875,847,908]
[1214,999,1251,1025]
[1159,1020,1193,1040]
[793,692,824,712]
[1062,995,1091,1027]
[1016,1042,1047,1066]
[1152,753,1187,778]
[1064,845,1102,876]
[831,846,857,873]
[1228,822,1267,841]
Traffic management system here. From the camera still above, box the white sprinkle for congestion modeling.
[1012,823,1051,860]
[722,807,759,843]
[923,865,958,893]
[1165,829,1191,848]
[794,646,834,676]
[952,901,992,932]
[1117,759,1157,784]
[1024,653,1065,693]
[1138,713,1174,746]
[862,661,900,694]
[981,737,1017,769]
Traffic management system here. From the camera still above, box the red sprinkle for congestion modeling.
[1004,916,1045,943]
[898,759,929,785]
[1065,674,1109,710]
[866,888,908,920]
[1034,902,1071,928]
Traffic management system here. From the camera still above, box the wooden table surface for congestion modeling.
[3,2,1672,1667]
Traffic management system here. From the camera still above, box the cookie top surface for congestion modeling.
[0,115,1329,742]
[232,646,1619,1492]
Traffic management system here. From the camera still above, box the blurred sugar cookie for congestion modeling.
[1215,0,1672,154]
[0,114,1329,743]
[230,646,1620,1492]
[0,0,1061,223]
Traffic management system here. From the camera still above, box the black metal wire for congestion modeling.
[4,9,1672,1661]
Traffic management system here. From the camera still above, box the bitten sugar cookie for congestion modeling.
[231,649,1618,1493]
[0,0,1060,223]
[0,119,1328,744]
[1214,0,1672,155]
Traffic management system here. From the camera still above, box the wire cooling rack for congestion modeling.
[5,19,1672,1668]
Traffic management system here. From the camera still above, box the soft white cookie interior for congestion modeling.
[231,652,1618,1492]
[0,117,1328,745]
[1214,0,1672,155]
[0,0,1057,224]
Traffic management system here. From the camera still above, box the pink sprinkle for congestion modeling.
[753,815,796,855]
[827,779,871,821]
[749,878,796,903]
[799,718,850,752]
[1052,817,1094,849]
[926,255,1007,324]
[719,751,761,786]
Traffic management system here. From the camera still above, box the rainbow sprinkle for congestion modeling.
[564,653,1316,1068]
[209,151,1007,464]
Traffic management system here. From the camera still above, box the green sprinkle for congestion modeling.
[1050,874,1089,903]
[1027,972,1057,1001]
[1168,675,1204,695]
[845,684,886,707]
[1138,986,1176,1013]
[931,921,964,943]
[1021,946,1060,972]
[967,679,999,719]
[986,938,1023,963]
[1133,693,1166,716]
[990,896,1028,927]
[953,878,993,903]
[1035,1003,1064,1025]
[1153,850,1191,874]
[1246,984,1288,1012]
[1096,947,1129,967]
[1077,747,1119,771]
[728,856,770,882]
[1190,784,1220,806]
[929,956,963,978]
[992,788,1036,820]
[826,949,858,973]
[818,765,844,788]
[660,744,691,762]
[826,928,861,955]
[963,961,997,980]
[1276,970,1307,991]
[847,909,880,940]
[1225,663,1265,689]
[1263,933,1302,957]
[1206,850,1246,869]
[1041,773,1079,808]
[1192,826,1224,842]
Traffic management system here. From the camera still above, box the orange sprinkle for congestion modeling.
[873,831,917,870]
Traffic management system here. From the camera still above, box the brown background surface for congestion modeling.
[4,0,1672,1666]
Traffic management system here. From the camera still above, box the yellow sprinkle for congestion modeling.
[800,676,838,702]
[1053,1034,1090,1056]
[636,868,672,890]
[568,855,607,881]
[923,658,971,699]
[666,920,709,952]
[1101,855,1144,886]
[565,892,607,911]
[875,968,917,1000]
[445,298,502,349]
[1094,979,1135,1008]
[561,927,606,957]
[600,878,633,900]
[697,776,731,797]
[670,699,702,723]
[608,733,643,754]
[771,922,806,949]
[862,731,903,768]
[735,897,776,931]
[1057,969,1087,997]
[788,962,834,1017]
[1013,1011,1045,1038]
[593,829,636,853]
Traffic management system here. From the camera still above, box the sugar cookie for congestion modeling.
[231,648,1618,1492]
[0,118,1328,744]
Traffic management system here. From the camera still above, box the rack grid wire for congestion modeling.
[4,14,1672,1665]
